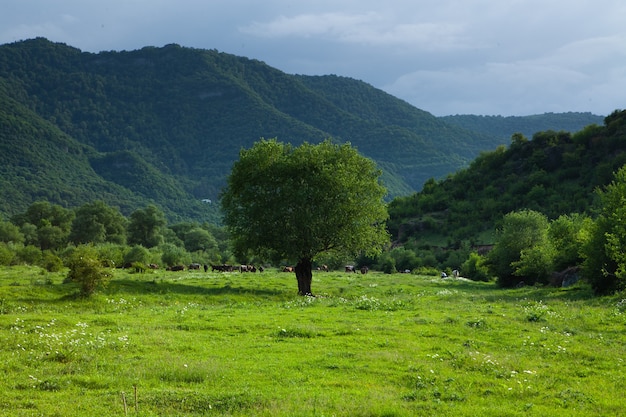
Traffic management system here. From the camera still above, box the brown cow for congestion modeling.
[283,266,294,272]
[167,265,185,271]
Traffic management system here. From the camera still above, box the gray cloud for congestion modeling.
[1,0,623,116]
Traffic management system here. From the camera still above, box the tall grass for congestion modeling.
[1,265,625,416]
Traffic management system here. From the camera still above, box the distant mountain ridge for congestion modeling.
[441,113,604,141]
[0,38,605,221]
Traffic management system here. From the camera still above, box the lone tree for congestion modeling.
[221,139,389,295]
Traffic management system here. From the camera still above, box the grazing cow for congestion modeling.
[203,264,208,272]
[321,264,329,272]
[189,263,201,270]
[149,263,159,269]
[360,266,369,274]
[167,265,185,271]
[212,264,234,272]
[345,265,356,273]
[283,266,294,273]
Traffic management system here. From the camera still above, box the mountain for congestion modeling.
[0,38,605,223]
[0,38,499,221]
[441,112,604,143]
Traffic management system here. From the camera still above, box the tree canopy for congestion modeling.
[221,139,389,295]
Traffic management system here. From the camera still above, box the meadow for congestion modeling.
[1,266,625,416]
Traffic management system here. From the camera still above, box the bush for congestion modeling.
[581,166,626,294]
[17,245,42,265]
[461,252,492,282]
[378,253,397,274]
[65,245,110,297]
[0,243,16,265]
[487,210,553,287]
[160,243,191,267]
[41,250,64,272]
[123,245,151,265]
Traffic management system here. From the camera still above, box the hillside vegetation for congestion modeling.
[388,110,626,248]
[442,112,604,141]
[0,38,602,222]
[0,38,480,220]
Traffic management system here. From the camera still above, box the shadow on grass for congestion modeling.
[105,278,285,297]
[444,278,597,303]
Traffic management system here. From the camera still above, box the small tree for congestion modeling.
[66,245,109,297]
[581,165,626,294]
[487,209,553,287]
[70,200,127,245]
[221,139,389,295]
[127,205,166,248]
[461,252,491,282]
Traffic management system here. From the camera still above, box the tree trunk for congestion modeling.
[295,258,313,296]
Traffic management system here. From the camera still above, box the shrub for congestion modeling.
[487,210,553,287]
[581,165,626,294]
[123,245,151,265]
[17,245,42,265]
[65,245,110,297]
[41,250,64,272]
[0,243,16,266]
[461,252,492,282]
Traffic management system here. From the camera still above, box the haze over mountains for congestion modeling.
[0,38,604,222]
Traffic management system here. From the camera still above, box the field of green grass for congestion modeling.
[1,266,625,416]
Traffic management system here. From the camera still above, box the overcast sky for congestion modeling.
[2,0,624,116]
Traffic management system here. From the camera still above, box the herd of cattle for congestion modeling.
[122,262,369,274]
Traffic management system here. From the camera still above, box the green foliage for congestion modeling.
[93,243,126,268]
[41,250,64,272]
[581,165,626,294]
[222,139,389,264]
[487,210,553,287]
[222,139,389,295]
[182,227,217,253]
[17,244,42,265]
[549,213,591,271]
[461,252,492,282]
[0,220,24,244]
[65,245,109,296]
[160,243,191,267]
[378,252,397,274]
[123,245,151,265]
[0,243,16,265]
[69,200,127,245]
[127,205,166,248]
[389,111,626,264]
[386,247,420,272]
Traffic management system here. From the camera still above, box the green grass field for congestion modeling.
[1,266,625,416]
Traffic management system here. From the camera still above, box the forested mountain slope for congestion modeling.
[0,37,492,220]
[388,110,626,247]
[441,112,604,142]
[0,38,607,223]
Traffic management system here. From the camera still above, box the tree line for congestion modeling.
[0,200,231,272]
